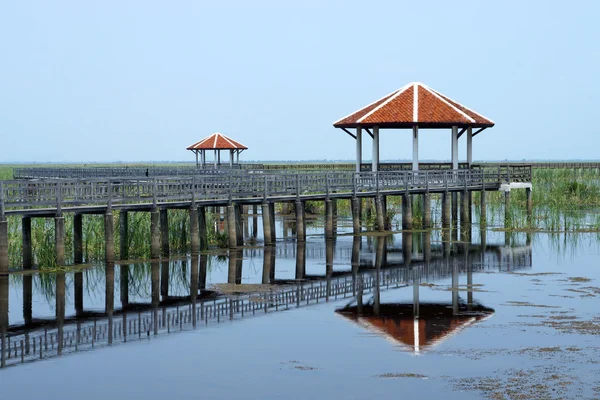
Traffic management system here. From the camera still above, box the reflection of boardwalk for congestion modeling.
[0,238,532,369]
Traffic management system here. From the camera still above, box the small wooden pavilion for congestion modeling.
[187,133,248,168]
[333,82,494,172]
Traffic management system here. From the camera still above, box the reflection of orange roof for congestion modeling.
[333,82,494,129]
[336,303,493,353]
[187,133,248,150]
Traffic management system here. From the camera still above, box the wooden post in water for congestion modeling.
[325,199,334,239]
[504,190,511,228]
[526,188,533,219]
[119,211,128,260]
[0,219,7,275]
[235,204,244,246]
[402,194,413,230]
[160,209,169,257]
[55,216,65,266]
[442,191,451,228]
[375,196,385,232]
[261,203,272,245]
[295,241,306,280]
[422,193,431,229]
[351,197,361,234]
[460,190,470,227]
[150,208,160,259]
[198,206,208,251]
[22,216,32,268]
[189,206,199,254]
[451,192,458,228]
[73,214,83,264]
[105,212,115,264]
[269,203,276,242]
[295,200,305,242]
[480,189,487,226]
[226,205,238,249]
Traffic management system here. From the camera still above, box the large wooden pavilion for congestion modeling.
[333,82,494,172]
[187,133,248,168]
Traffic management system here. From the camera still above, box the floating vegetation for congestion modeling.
[375,373,428,379]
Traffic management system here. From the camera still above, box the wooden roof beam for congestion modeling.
[341,127,356,139]
[364,128,374,139]
[457,128,467,139]
[472,127,487,137]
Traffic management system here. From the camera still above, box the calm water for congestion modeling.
[1,215,599,399]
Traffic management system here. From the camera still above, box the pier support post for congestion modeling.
[269,203,276,242]
[150,208,160,259]
[262,203,273,245]
[74,214,83,264]
[375,196,385,232]
[104,211,115,264]
[198,206,208,251]
[402,194,413,230]
[325,199,334,239]
[422,193,431,229]
[351,197,361,234]
[189,206,199,254]
[442,192,451,228]
[160,209,169,257]
[451,192,458,228]
[480,189,487,226]
[504,190,511,227]
[235,204,244,246]
[55,215,65,266]
[22,216,32,268]
[526,188,533,220]
[119,211,128,260]
[295,200,305,242]
[0,218,7,274]
[227,205,238,249]
[460,191,470,227]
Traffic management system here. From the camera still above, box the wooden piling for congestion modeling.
[22,216,32,268]
[150,208,160,259]
[442,192,451,228]
[402,194,413,230]
[160,209,169,257]
[119,211,128,260]
[261,203,272,245]
[104,212,115,264]
[422,193,431,229]
[325,199,334,239]
[189,206,199,254]
[55,215,65,266]
[295,200,305,242]
[198,206,208,251]
[269,203,276,242]
[235,204,244,246]
[226,205,238,249]
[480,189,487,226]
[0,218,7,274]
[504,190,511,227]
[375,196,385,232]
[526,188,533,218]
[460,190,470,227]
[351,197,361,234]
[451,192,458,228]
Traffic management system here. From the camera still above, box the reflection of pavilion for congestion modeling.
[337,302,494,354]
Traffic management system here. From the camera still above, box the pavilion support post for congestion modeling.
[119,211,128,261]
[195,151,199,168]
[412,126,419,171]
[451,126,459,170]
[422,193,431,229]
[467,127,473,168]
[351,197,361,234]
[372,127,379,172]
[480,189,487,226]
[235,204,244,246]
[236,150,240,164]
[325,199,334,239]
[213,150,217,169]
[229,150,234,167]
[104,211,115,264]
[262,203,273,245]
[198,206,208,251]
[201,150,206,168]
[402,194,413,230]
[295,200,305,242]
[356,128,362,172]
[226,205,238,249]
[150,208,160,259]
[442,192,451,228]
[55,215,65,266]
[218,150,221,166]
[22,217,32,268]
[160,209,169,257]
[375,196,385,232]
[189,206,199,254]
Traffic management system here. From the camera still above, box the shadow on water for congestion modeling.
[0,215,532,369]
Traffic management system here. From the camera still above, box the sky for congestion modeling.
[1,0,598,163]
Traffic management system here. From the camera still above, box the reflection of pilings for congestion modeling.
[190,254,199,327]
[295,201,305,242]
[56,273,65,355]
[23,274,32,325]
[351,237,360,295]
[465,242,473,310]
[150,208,160,259]
[105,265,114,344]
[160,209,169,257]
[22,216,32,268]
[0,275,7,368]
[74,271,83,317]
[402,232,413,266]
[228,251,242,284]
[199,255,207,291]
[451,258,459,316]
[374,238,384,315]
[161,261,169,300]
[326,239,334,299]
[423,232,432,263]
[151,261,160,332]
[296,241,306,280]
[262,245,275,284]
[413,266,420,317]
[119,266,129,309]
[119,211,128,260]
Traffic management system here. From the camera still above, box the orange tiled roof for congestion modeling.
[186,133,248,150]
[333,82,494,128]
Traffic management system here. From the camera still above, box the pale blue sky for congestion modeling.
[1,1,598,163]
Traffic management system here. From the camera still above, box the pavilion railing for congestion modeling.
[0,168,530,211]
